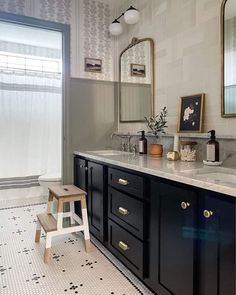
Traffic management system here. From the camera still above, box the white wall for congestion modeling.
[115,0,236,137]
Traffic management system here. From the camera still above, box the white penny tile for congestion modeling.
[0,203,153,295]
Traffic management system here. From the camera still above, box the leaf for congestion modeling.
[144,107,168,136]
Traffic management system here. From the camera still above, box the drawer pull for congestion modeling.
[203,210,214,219]
[118,241,129,251]
[118,207,129,216]
[118,178,129,186]
[181,202,190,210]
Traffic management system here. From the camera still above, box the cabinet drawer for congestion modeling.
[108,220,144,278]
[108,188,144,240]
[108,168,145,199]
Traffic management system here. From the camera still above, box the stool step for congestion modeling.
[37,213,57,233]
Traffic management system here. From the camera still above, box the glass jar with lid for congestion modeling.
[180,141,197,162]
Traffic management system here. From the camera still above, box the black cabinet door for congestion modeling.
[74,157,87,217]
[87,161,106,242]
[198,192,235,295]
[147,180,197,295]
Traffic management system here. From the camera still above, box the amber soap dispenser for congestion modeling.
[206,130,219,162]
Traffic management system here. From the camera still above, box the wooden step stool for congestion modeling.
[35,184,91,263]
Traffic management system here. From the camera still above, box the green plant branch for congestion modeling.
[144,107,168,138]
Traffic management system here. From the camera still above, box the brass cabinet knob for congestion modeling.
[118,178,129,186]
[203,210,214,219]
[118,241,129,251]
[181,202,190,210]
[118,207,129,216]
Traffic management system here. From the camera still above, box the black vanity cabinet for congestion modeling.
[74,157,87,217]
[74,155,235,295]
[107,168,147,279]
[198,192,235,295]
[74,156,107,243]
[147,180,197,295]
[87,161,107,242]
[147,179,235,295]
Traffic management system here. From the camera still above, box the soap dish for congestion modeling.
[203,160,223,166]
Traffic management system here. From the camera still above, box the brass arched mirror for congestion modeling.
[119,37,154,122]
[221,0,236,117]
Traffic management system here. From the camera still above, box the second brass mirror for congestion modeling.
[221,0,236,117]
[119,37,154,122]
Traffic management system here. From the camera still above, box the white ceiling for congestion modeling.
[0,21,62,49]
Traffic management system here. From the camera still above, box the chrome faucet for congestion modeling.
[111,132,132,152]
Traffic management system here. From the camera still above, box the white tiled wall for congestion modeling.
[116,0,236,137]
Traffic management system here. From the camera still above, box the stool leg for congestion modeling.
[81,196,91,252]
[57,200,64,230]
[35,220,41,243]
[44,233,52,263]
[70,201,75,225]
[47,192,54,214]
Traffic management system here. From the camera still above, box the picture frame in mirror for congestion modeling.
[130,63,146,77]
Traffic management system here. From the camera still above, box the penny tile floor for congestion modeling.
[0,201,153,295]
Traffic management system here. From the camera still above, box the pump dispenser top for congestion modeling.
[206,130,219,162]
[208,130,216,140]
[138,130,147,155]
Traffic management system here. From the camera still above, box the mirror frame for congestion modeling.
[119,37,155,122]
[221,0,236,117]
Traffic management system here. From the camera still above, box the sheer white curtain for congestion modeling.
[0,69,62,179]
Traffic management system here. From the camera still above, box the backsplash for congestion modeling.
[109,133,236,167]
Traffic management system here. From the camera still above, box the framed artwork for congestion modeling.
[177,93,205,132]
[84,58,102,73]
[131,63,146,77]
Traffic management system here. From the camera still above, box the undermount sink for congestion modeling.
[88,150,132,156]
[181,167,236,185]
[197,172,236,184]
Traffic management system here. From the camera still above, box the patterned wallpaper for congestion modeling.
[38,0,72,24]
[79,0,113,80]
[121,41,151,84]
[0,0,114,81]
[0,0,25,15]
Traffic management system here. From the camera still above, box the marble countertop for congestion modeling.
[74,150,236,198]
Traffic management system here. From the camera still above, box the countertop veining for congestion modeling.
[74,150,236,197]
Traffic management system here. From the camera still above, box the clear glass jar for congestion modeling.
[180,141,197,162]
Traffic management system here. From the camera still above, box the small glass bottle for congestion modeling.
[180,141,197,162]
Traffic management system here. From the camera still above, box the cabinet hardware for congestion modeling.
[181,202,190,210]
[79,164,83,168]
[118,178,129,186]
[203,210,214,219]
[118,241,129,251]
[118,207,129,215]
[84,166,88,171]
